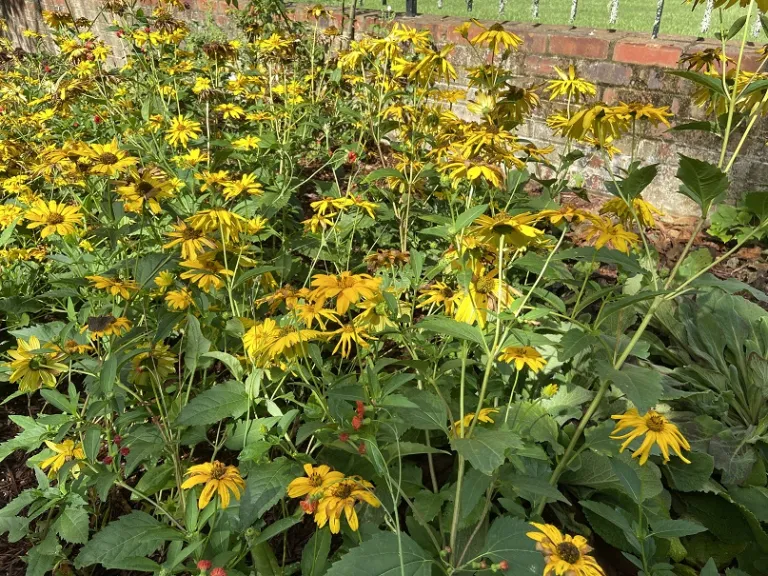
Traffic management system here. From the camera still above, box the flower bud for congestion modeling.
[196,559,212,572]
[210,568,226,576]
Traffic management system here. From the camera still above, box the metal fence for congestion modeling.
[394,0,762,39]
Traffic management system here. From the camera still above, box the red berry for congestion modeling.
[351,415,363,431]
[357,442,366,455]
[113,435,122,445]
[85,41,94,50]
[102,456,113,465]
[499,560,510,571]
[347,151,358,163]
[73,122,79,127]
[94,115,102,124]
[339,432,349,442]
[119,447,130,456]
[196,559,212,571]
[116,30,124,38]
[210,568,227,576]
[44,65,51,73]
[299,498,317,514]
[355,400,365,418]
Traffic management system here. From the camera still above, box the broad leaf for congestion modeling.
[483,517,544,575]
[56,504,90,544]
[239,458,299,530]
[301,528,332,576]
[184,314,211,376]
[597,361,662,413]
[325,532,433,576]
[450,429,521,475]
[176,381,249,427]
[558,329,598,362]
[650,518,707,539]
[418,317,486,347]
[676,155,729,214]
[605,164,658,200]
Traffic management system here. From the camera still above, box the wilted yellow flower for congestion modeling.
[610,409,691,465]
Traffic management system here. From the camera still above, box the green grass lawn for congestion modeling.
[350,0,758,38]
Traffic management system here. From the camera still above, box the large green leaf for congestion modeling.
[184,314,211,376]
[450,429,521,475]
[56,503,90,544]
[663,451,714,492]
[239,457,300,530]
[597,361,662,413]
[325,532,433,576]
[605,164,658,200]
[418,317,486,347]
[176,381,249,427]
[558,329,598,362]
[668,70,728,97]
[482,517,544,575]
[301,528,332,576]
[75,511,183,569]
[676,155,729,214]
[649,518,707,539]
[400,389,448,431]
[0,416,49,464]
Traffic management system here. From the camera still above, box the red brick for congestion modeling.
[613,41,683,68]
[548,34,609,59]
[517,29,548,54]
[524,54,560,77]
[583,61,633,86]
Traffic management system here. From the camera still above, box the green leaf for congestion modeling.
[668,71,727,97]
[650,518,707,539]
[202,351,244,380]
[0,416,48,464]
[399,389,447,431]
[418,317,486,347]
[56,504,89,544]
[301,528,332,576]
[558,329,598,362]
[325,532,433,576]
[610,458,644,503]
[700,558,718,576]
[363,167,404,183]
[239,458,299,530]
[453,203,488,232]
[251,514,303,546]
[725,15,748,40]
[83,427,101,463]
[75,511,183,569]
[664,451,714,492]
[744,191,768,222]
[597,361,662,413]
[132,462,174,500]
[729,486,768,523]
[184,314,211,376]
[506,475,569,504]
[605,164,658,200]
[450,429,521,475]
[99,354,118,397]
[676,155,729,214]
[580,500,641,552]
[678,248,713,280]
[176,381,248,427]
[483,517,544,575]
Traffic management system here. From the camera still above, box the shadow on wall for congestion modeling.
[1,0,47,51]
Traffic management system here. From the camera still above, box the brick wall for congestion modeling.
[4,1,767,215]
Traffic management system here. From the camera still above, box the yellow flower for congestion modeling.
[453,407,498,436]
[25,200,83,238]
[187,208,246,244]
[242,318,322,367]
[418,282,459,315]
[545,65,596,103]
[40,440,85,478]
[470,22,522,53]
[129,342,176,387]
[600,197,662,228]
[180,252,234,292]
[311,196,354,215]
[293,301,340,330]
[163,220,218,261]
[583,217,639,254]
[82,315,132,338]
[471,211,544,249]
[5,336,67,393]
[498,346,546,372]
[165,114,202,148]
[86,275,139,299]
[232,135,261,151]
[527,523,605,576]
[216,103,245,120]
[82,138,138,177]
[331,324,374,358]
[610,409,691,465]
[153,271,175,293]
[181,461,245,509]
[222,173,263,200]
[314,477,381,534]
[287,464,345,498]
[0,204,23,229]
[541,383,559,398]
[173,148,208,168]
[303,212,337,234]
[310,272,381,314]
[453,265,517,328]
[165,288,194,310]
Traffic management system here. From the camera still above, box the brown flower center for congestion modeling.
[556,542,581,565]
[475,276,494,294]
[646,413,666,432]
[339,276,357,289]
[330,482,354,499]
[309,473,322,486]
[210,462,227,479]
[182,227,202,240]
[46,213,65,225]
[100,152,119,165]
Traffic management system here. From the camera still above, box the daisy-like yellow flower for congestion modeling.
[40,440,85,478]
[0,204,23,229]
[293,301,340,330]
[153,271,175,293]
[242,318,322,367]
[418,282,459,315]
[303,212,337,234]
[25,200,83,238]
[545,65,597,103]
[5,336,67,393]
[216,103,245,120]
[527,523,605,576]
[165,114,202,148]
[331,324,374,358]
[232,135,261,151]
[82,138,138,177]
[583,217,639,254]
[129,342,176,387]
[187,208,246,243]
[453,407,498,437]
[470,22,522,53]
[311,196,354,215]
[165,288,194,310]
[287,464,345,498]
[222,173,263,200]
[181,461,245,509]
[471,211,544,249]
[310,272,381,314]
[541,383,559,398]
[497,346,546,372]
[86,275,139,300]
[179,252,234,292]
[453,265,517,329]
[172,148,208,169]
[314,477,381,534]
[599,197,663,228]
[163,220,218,261]
[610,409,691,465]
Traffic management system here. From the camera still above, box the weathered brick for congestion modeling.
[613,41,684,67]
[524,54,560,77]
[583,61,633,86]
[548,33,609,59]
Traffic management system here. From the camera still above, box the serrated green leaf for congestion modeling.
[483,517,544,575]
[605,164,658,200]
[56,504,89,544]
[176,381,248,427]
[650,518,707,539]
[75,511,183,569]
[325,532,433,576]
[597,361,662,413]
[184,314,211,376]
[610,458,644,503]
[450,429,521,475]
[664,451,714,492]
[202,351,244,380]
[301,528,332,576]
[558,329,598,362]
[239,458,299,530]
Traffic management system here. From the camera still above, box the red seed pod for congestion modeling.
[102,455,113,465]
[94,115,102,124]
[498,560,510,571]
[196,559,212,571]
[339,432,350,442]
[210,568,227,576]
[347,150,358,163]
[119,447,130,456]
[355,400,365,418]
[300,498,317,514]
[357,442,366,455]
[113,435,122,445]
[351,415,363,431]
